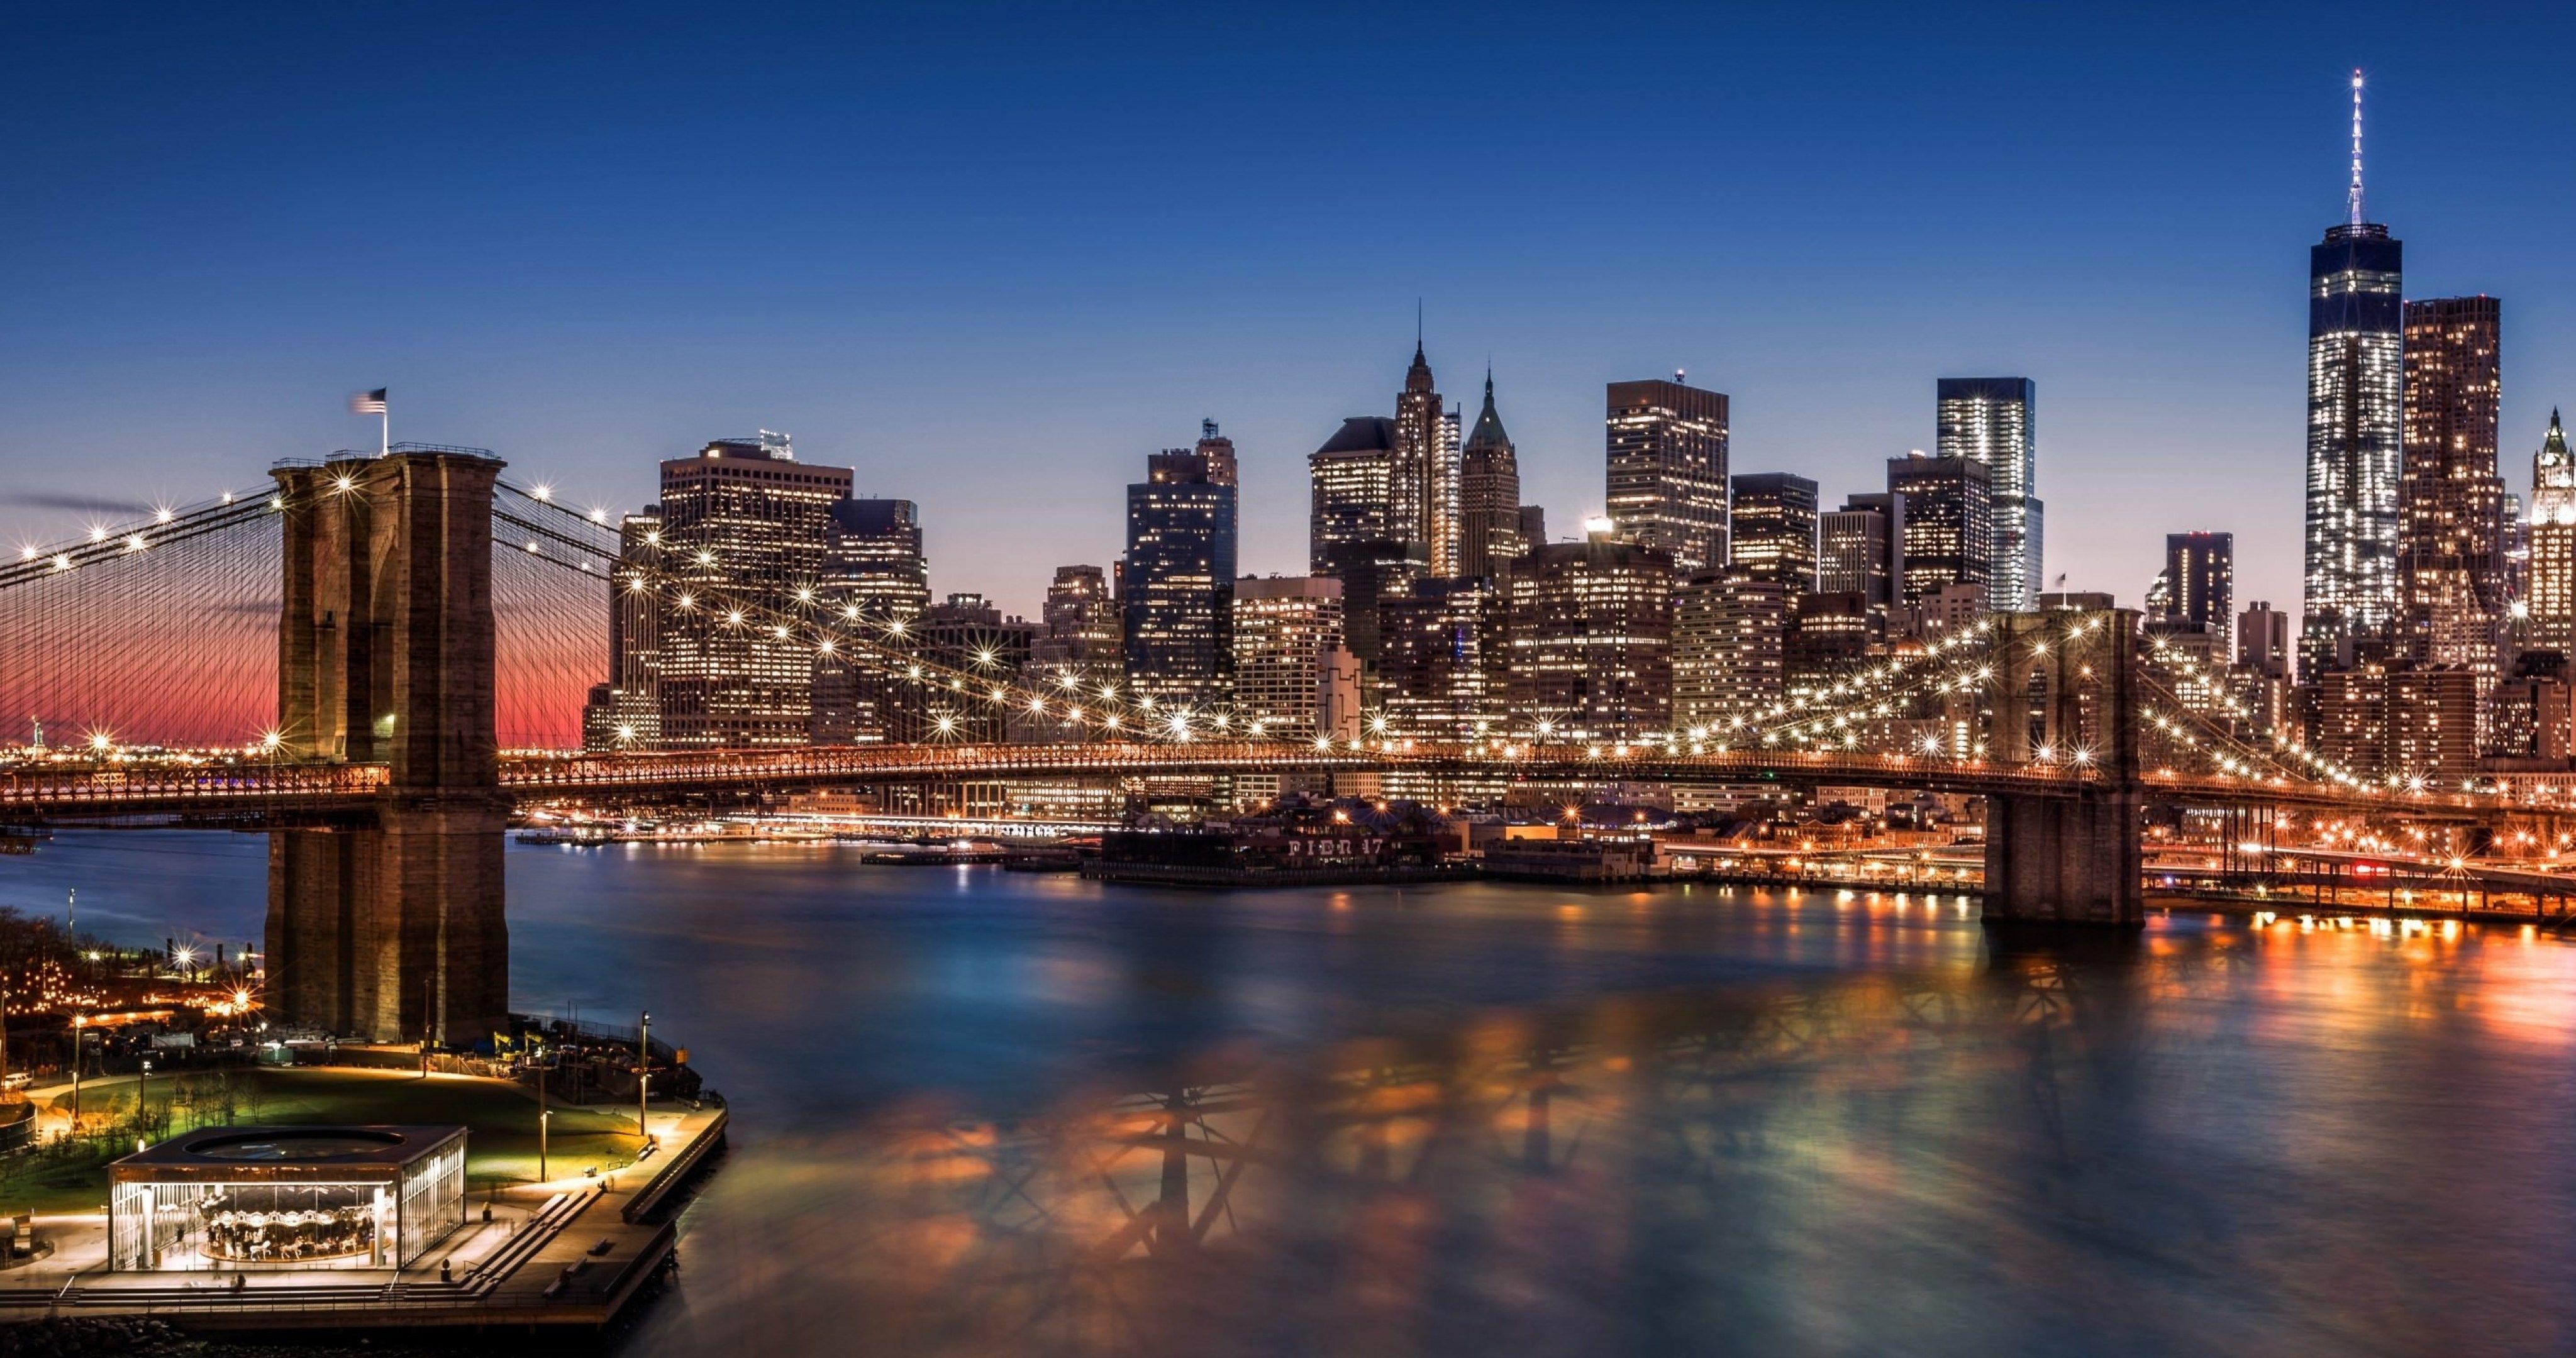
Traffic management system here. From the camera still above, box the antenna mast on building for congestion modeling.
[2348,69,2367,226]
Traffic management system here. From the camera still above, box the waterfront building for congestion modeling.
[2302,74,2404,678]
[1820,493,1904,622]
[812,497,931,745]
[1507,530,1674,741]
[2398,296,2507,695]
[1123,448,1237,712]
[2530,411,2576,656]
[1606,376,1729,574]
[1673,570,1786,732]
[1887,452,1992,607]
[1728,472,1818,590]
[653,433,853,748]
[1456,372,1526,580]
[1309,417,1400,571]
[1935,377,2041,609]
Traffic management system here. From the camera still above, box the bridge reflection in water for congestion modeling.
[625,925,2570,1358]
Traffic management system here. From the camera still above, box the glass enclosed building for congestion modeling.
[109,1125,467,1272]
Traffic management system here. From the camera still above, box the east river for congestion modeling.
[16,831,2576,1355]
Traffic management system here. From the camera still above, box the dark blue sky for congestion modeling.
[5,2,2573,616]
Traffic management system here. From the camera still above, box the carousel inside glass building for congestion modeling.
[108,1125,468,1271]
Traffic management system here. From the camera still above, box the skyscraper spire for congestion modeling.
[2348,68,2367,227]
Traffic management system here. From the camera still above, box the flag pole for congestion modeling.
[381,394,389,457]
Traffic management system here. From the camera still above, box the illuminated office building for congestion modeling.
[2529,411,2576,656]
[1507,530,1673,740]
[2151,532,2235,638]
[1727,472,1818,590]
[2302,72,2404,678]
[1231,576,1344,739]
[2397,296,2507,694]
[1673,570,1785,732]
[812,497,930,745]
[1123,447,1237,712]
[1606,376,1729,573]
[654,433,853,748]
[1394,343,1455,573]
[1886,453,1992,607]
[1456,372,1526,580]
[1034,565,1119,687]
[582,508,665,751]
[1231,575,1344,805]
[1377,577,1509,742]
[1819,494,1903,620]
[1935,377,2040,609]
[1310,417,1400,570]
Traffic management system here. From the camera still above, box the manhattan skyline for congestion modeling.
[4,4,2575,621]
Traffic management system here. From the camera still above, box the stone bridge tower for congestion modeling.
[1982,609,2145,926]
[266,447,509,1044]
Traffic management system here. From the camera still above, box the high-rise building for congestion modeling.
[1309,417,1400,571]
[2528,411,2576,656]
[1230,575,1344,739]
[1887,453,1992,606]
[2318,662,2478,787]
[1606,377,1729,574]
[1395,343,1455,573]
[1231,575,1346,805]
[2302,72,2404,679]
[917,592,1038,741]
[1377,578,1509,742]
[813,497,930,745]
[1935,377,2041,609]
[2154,533,2235,635]
[1123,447,1237,712]
[1673,570,1786,734]
[1507,531,1674,740]
[1784,591,1880,701]
[1517,505,1548,553]
[582,509,667,750]
[1033,565,1119,688]
[653,433,854,747]
[1820,493,1904,619]
[1316,538,1426,674]
[1456,372,1525,580]
[1727,473,1818,590]
[2238,600,2292,680]
[2398,296,2507,694]
[1194,419,1238,489]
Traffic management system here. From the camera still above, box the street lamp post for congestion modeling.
[636,1011,651,1149]
[138,1058,152,1144]
[69,1017,84,1128]
[537,1043,552,1182]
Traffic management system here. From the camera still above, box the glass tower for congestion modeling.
[2302,198,2404,678]
[1935,378,2040,610]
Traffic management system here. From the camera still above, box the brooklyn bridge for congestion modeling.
[2,446,2563,1048]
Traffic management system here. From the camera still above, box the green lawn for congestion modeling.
[0,1067,645,1215]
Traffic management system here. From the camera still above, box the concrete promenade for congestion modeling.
[0,1101,726,1333]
